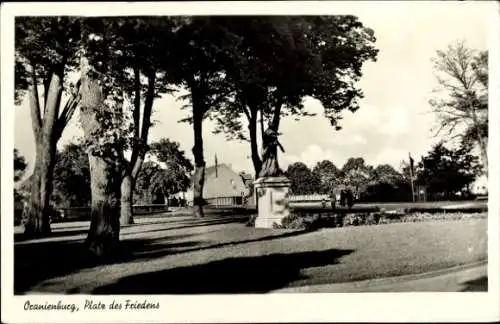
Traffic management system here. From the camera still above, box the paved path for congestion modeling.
[273,263,487,292]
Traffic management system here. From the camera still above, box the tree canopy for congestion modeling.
[149,138,194,196]
[207,16,379,176]
[312,160,341,194]
[286,162,321,195]
[52,142,91,207]
[416,142,481,199]
[430,41,488,174]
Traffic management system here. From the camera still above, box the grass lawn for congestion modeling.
[14,214,487,294]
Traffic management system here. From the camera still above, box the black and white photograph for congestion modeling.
[1,1,499,323]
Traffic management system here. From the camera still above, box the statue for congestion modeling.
[258,126,285,178]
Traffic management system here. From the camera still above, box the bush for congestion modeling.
[273,213,322,231]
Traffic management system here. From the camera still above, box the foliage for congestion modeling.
[415,142,482,199]
[134,139,194,203]
[134,161,163,204]
[52,142,91,207]
[430,41,488,172]
[341,157,374,198]
[362,164,410,202]
[207,16,379,175]
[286,162,321,194]
[80,17,180,167]
[15,17,84,235]
[14,149,28,182]
[312,160,341,194]
[15,17,83,104]
[273,213,321,231]
[171,17,238,124]
[149,138,194,196]
[213,16,379,134]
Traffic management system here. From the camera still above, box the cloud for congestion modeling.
[13,6,489,179]
[369,146,409,170]
[283,144,338,169]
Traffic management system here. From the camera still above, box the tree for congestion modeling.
[170,17,238,217]
[14,149,27,182]
[149,138,194,199]
[416,142,481,200]
[78,18,180,226]
[98,18,180,226]
[372,164,404,185]
[312,160,341,194]
[341,157,374,199]
[78,48,125,258]
[286,162,321,194]
[430,41,488,175]
[211,16,379,177]
[75,17,185,255]
[52,142,91,207]
[15,17,83,235]
[134,161,163,204]
[364,164,409,202]
[133,139,194,206]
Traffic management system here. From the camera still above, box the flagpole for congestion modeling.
[409,152,415,202]
[215,154,218,178]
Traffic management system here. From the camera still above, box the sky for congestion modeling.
[13,2,491,178]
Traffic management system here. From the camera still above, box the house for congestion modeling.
[184,164,254,207]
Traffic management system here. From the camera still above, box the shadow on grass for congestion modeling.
[14,228,90,242]
[93,248,355,294]
[15,215,251,243]
[15,223,313,294]
[460,276,488,292]
[14,234,201,294]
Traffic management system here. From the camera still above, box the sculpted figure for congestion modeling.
[258,127,285,178]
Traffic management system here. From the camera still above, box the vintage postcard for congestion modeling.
[1,1,499,323]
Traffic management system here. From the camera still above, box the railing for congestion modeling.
[288,194,329,202]
[55,204,169,222]
[205,196,244,207]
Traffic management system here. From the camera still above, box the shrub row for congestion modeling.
[272,211,487,230]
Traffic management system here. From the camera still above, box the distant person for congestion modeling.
[346,189,354,209]
[340,190,347,207]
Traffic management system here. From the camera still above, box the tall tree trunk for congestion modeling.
[192,110,206,218]
[120,174,135,226]
[120,71,155,225]
[23,141,43,235]
[24,68,64,236]
[80,60,122,258]
[85,154,122,258]
[248,112,262,178]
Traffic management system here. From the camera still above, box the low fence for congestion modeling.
[205,196,244,207]
[57,204,169,221]
[204,194,331,209]
[288,194,329,202]
[13,204,170,224]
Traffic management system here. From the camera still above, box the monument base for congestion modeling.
[254,176,292,229]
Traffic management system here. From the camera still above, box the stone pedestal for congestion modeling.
[253,176,292,228]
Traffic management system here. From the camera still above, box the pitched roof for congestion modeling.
[190,164,253,183]
[204,163,230,177]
